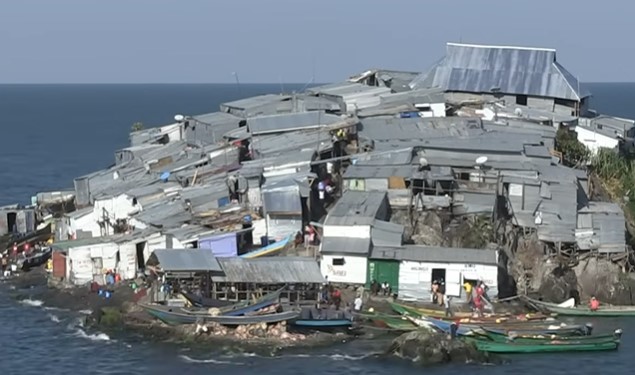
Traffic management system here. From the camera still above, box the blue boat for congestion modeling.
[290,306,354,331]
[221,287,285,316]
[140,303,299,326]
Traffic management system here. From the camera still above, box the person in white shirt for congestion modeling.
[354,296,363,311]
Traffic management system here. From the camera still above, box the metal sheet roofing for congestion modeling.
[371,220,404,247]
[247,111,342,135]
[153,249,222,272]
[250,130,333,155]
[410,42,589,101]
[353,148,414,166]
[320,236,372,255]
[370,245,498,265]
[221,94,291,111]
[325,191,388,226]
[342,165,415,179]
[216,257,324,284]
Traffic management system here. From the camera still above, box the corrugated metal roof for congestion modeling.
[410,42,589,101]
[537,180,578,243]
[353,148,414,166]
[247,111,342,135]
[250,130,333,155]
[153,249,222,272]
[221,94,291,111]
[343,165,415,179]
[524,145,552,158]
[216,257,324,283]
[379,87,445,106]
[325,191,388,226]
[371,220,404,247]
[577,202,626,253]
[320,236,371,255]
[370,245,498,265]
[164,225,217,242]
[359,116,484,142]
[66,206,93,220]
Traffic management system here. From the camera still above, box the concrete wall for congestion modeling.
[323,224,371,239]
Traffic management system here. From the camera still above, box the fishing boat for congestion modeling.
[391,303,589,336]
[524,296,635,317]
[476,327,623,344]
[390,302,553,324]
[353,311,417,331]
[390,302,552,326]
[240,234,293,259]
[466,336,620,353]
[291,306,354,330]
[218,287,285,316]
[180,292,240,308]
[139,303,300,326]
[19,247,52,270]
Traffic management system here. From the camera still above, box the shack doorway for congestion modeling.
[7,212,16,233]
[431,268,446,284]
[136,242,146,269]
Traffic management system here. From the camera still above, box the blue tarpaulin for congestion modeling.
[199,232,237,257]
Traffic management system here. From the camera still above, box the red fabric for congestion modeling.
[333,289,341,298]
[590,299,600,310]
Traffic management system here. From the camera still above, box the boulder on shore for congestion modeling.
[387,329,493,365]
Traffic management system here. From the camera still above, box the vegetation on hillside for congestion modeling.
[591,148,635,217]
[131,122,144,132]
[555,127,589,167]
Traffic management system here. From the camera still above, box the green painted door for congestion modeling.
[367,260,399,292]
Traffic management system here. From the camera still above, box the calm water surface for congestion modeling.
[1,83,634,374]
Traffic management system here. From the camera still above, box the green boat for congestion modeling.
[475,327,623,344]
[354,311,417,331]
[524,296,635,317]
[466,337,620,353]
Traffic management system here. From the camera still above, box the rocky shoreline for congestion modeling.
[2,266,500,365]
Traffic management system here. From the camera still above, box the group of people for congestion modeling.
[369,279,392,297]
[463,280,490,316]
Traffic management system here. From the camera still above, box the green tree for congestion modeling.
[131,122,144,132]
[555,127,589,167]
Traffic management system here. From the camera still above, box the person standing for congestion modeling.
[589,296,600,311]
[463,281,473,305]
[354,295,363,312]
[444,295,453,317]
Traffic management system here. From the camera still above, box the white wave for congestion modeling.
[19,298,44,307]
[74,329,111,342]
[226,352,373,361]
[66,317,85,331]
[78,309,93,315]
[43,306,69,312]
[179,355,243,365]
[48,313,61,323]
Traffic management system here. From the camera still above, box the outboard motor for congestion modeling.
[614,328,623,339]
[449,322,458,339]
[584,323,594,336]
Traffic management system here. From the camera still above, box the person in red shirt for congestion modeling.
[589,296,600,311]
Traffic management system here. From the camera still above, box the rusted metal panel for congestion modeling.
[52,251,66,279]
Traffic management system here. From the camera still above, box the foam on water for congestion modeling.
[20,298,44,307]
[74,328,112,342]
[48,313,61,323]
[179,355,243,365]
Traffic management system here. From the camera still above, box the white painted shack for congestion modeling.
[370,245,499,302]
[54,231,158,286]
[320,191,390,284]
[65,207,100,239]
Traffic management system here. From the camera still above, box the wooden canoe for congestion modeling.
[465,336,620,353]
[524,296,635,317]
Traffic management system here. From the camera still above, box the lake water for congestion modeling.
[1,83,634,374]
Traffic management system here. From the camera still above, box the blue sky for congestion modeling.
[1,0,632,83]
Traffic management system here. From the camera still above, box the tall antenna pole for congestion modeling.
[232,72,242,96]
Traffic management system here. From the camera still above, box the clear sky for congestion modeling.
[1,0,632,83]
